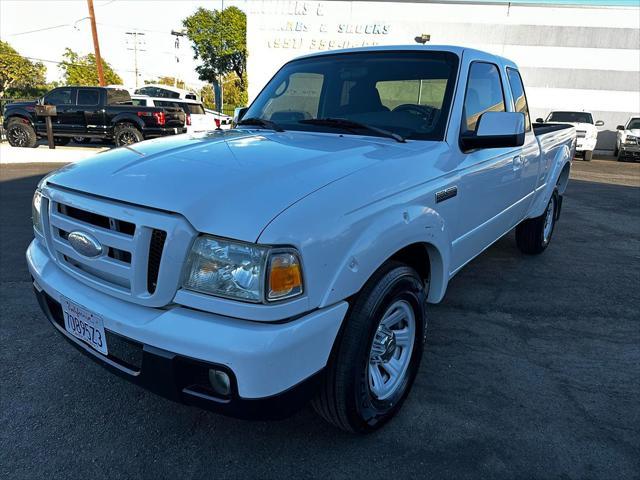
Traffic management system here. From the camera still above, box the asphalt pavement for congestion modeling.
[1,159,639,479]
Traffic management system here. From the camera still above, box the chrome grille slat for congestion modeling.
[51,236,132,281]
[50,211,133,252]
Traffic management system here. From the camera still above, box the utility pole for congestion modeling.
[86,0,105,86]
[125,31,146,88]
[170,29,186,88]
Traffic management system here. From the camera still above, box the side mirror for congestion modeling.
[460,112,525,151]
[595,120,604,127]
[233,106,248,127]
[536,117,544,123]
[616,125,625,130]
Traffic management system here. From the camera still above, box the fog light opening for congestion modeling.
[208,369,231,396]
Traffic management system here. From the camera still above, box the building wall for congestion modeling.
[246,0,640,151]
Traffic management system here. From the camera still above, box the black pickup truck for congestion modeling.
[2,86,186,148]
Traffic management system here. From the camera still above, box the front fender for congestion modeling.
[320,204,450,306]
[4,111,36,130]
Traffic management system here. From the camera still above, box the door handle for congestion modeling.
[513,155,523,171]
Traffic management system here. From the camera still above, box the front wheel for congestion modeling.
[72,136,91,144]
[516,190,558,255]
[6,120,37,148]
[584,150,593,161]
[312,262,427,433]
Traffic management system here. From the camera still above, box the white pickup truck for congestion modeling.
[28,46,575,433]
[538,111,602,161]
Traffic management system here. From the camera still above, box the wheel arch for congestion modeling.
[528,143,572,218]
[5,113,35,129]
[111,114,144,131]
[318,207,451,308]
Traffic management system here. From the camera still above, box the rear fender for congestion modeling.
[320,204,451,306]
[111,113,145,131]
[528,143,571,218]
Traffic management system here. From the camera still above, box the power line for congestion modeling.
[7,24,70,36]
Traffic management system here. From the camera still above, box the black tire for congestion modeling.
[114,123,143,147]
[72,136,91,144]
[614,145,619,157]
[584,150,593,161]
[516,190,559,255]
[312,261,427,433]
[54,137,71,146]
[617,151,625,162]
[6,119,37,148]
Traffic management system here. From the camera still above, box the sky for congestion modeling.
[0,0,248,89]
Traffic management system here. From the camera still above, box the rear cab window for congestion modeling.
[506,68,531,131]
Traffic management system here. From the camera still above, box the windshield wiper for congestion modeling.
[299,118,406,143]
[237,117,285,132]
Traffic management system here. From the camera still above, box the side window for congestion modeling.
[131,98,147,106]
[506,68,531,131]
[262,72,324,122]
[77,89,100,106]
[462,62,505,132]
[44,88,74,105]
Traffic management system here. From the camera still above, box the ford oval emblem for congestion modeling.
[67,231,103,258]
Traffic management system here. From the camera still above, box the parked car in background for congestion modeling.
[27,46,576,433]
[134,84,199,101]
[615,117,640,161]
[131,95,231,132]
[3,87,186,148]
[537,111,603,161]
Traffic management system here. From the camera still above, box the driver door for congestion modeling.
[38,87,76,135]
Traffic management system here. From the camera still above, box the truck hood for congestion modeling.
[47,129,411,242]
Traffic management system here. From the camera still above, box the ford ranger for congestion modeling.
[3,87,186,148]
[27,46,576,433]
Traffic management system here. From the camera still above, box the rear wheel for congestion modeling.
[516,190,558,255]
[584,150,593,161]
[312,262,427,433]
[72,136,91,144]
[114,123,143,147]
[54,137,70,146]
[6,120,37,148]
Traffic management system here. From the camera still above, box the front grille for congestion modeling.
[147,229,167,294]
[41,187,195,307]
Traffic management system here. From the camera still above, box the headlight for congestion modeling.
[182,235,303,303]
[32,190,44,234]
[624,135,638,144]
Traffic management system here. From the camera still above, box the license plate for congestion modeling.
[61,296,108,355]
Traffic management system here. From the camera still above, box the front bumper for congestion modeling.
[27,239,347,418]
[619,144,640,161]
[575,137,597,152]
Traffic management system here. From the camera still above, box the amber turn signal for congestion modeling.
[268,252,303,300]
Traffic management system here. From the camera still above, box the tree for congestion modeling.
[0,41,47,98]
[59,48,122,86]
[182,6,247,91]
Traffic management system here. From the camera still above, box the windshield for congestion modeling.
[243,51,459,141]
[627,118,640,130]
[547,111,594,124]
